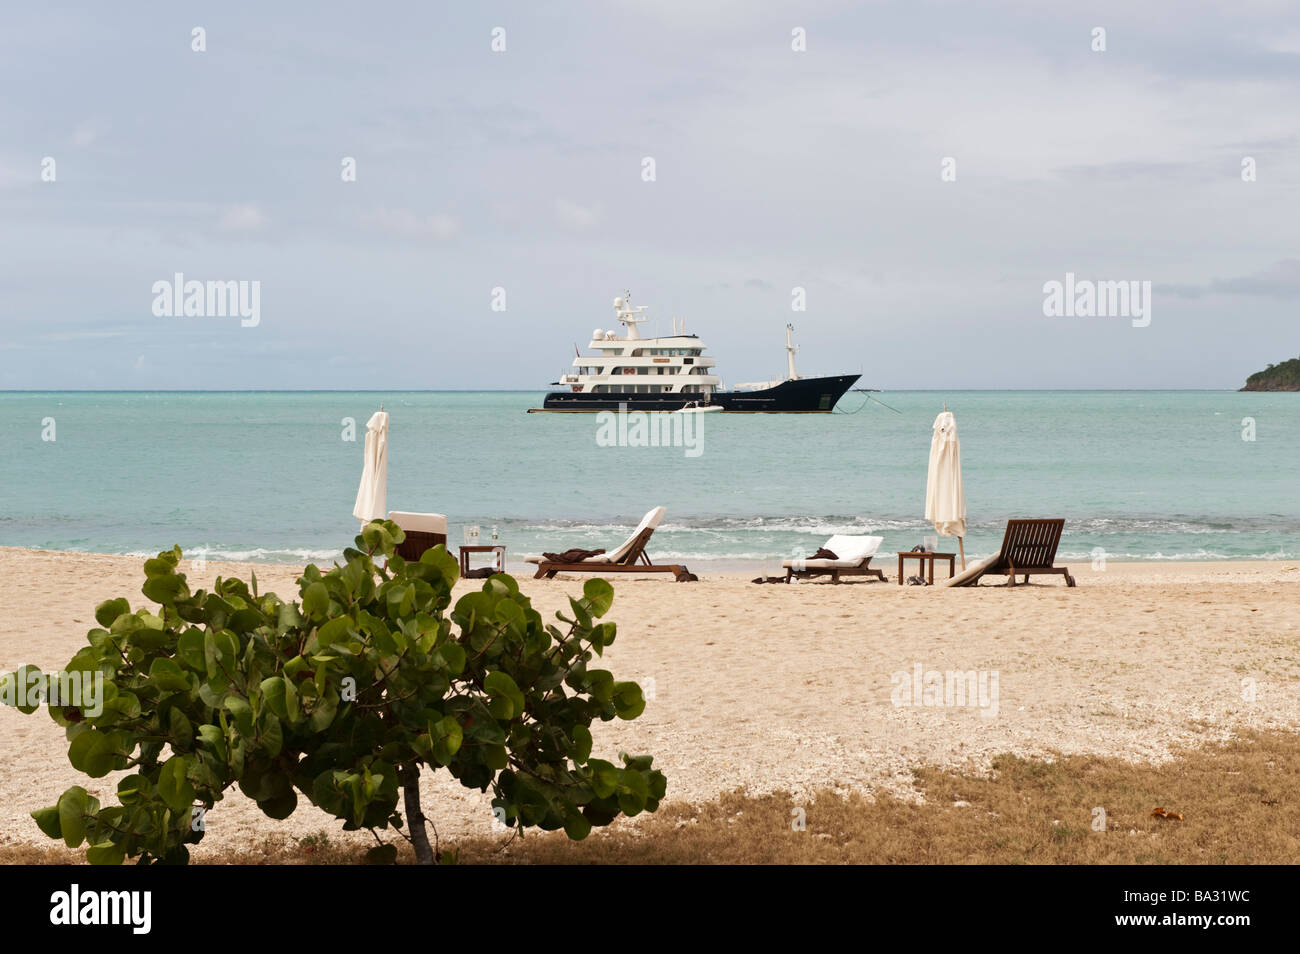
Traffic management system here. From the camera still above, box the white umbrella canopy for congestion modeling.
[352,410,389,525]
[925,410,966,567]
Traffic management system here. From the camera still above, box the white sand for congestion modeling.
[2,548,1297,855]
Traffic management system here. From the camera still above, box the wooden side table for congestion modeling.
[459,545,506,576]
[897,551,956,585]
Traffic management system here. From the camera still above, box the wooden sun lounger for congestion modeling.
[530,512,696,582]
[784,559,885,584]
[950,518,1075,587]
[781,534,887,584]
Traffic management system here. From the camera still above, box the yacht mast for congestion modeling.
[613,290,647,340]
[786,323,800,380]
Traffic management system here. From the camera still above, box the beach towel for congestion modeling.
[541,547,606,564]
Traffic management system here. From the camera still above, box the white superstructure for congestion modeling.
[555,291,722,399]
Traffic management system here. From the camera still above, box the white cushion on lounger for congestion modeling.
[782,534,883,568]
[941,552,998,587]
[388,512,447,534]
[604,506,665,562]
[523,552,610,564]
[524,506,666,565]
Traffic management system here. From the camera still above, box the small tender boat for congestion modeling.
[675,401,722,414]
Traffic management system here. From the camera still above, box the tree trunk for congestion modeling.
[400,763,435,865]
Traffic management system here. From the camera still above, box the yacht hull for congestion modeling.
[531,373,861,413]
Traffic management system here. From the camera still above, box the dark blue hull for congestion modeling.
[531,374,861,413]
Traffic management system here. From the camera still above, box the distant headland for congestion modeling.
[1241,357,1300,391]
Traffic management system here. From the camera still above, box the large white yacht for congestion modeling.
[529,291,860,413]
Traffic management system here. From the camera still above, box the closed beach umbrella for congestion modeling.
[352,409,389,525]
[925,410,966,568]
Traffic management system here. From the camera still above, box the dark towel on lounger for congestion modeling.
[542,547,606,564]
[812,547,839,560]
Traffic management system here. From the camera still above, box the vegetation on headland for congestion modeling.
[7,522,661,865]
[6,729,1296,864]
[1241,356,1300,391]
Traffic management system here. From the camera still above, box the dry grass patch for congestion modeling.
[455,729,1300,865]
[4,730,1296,864]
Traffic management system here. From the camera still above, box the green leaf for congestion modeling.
[158,757,196,814]
[142,572,188,606]
[589,760,619,799]
[617,770,649,816]
[420,544,461,588]
[31,806,62,840]
[223,696,254,736]
[196,724,227,762]
[116,774,151,805]
[302,582,330,619]
[86,841,126,866]
[94,598,130,627]
[176,628,206,671]
[169,707,194,748]
[612,681,646,720]
[583,578,614,616]
[484,671,525,721]
[570,725,593,762]
[563,812,592,840]
[428,715,463,765]
[148,657,191,692]
[260,676,289,720]
[364,843,398,865]
[259,789,297,820]
[8,665,43,714]
[57,786,89,848]
[68,730,116,778]
[308,691,339,732]
[483,744,508,771]
[587,669,614,704]
[432,641,466,675]
[316,615,352,649]
[259,714,284,758]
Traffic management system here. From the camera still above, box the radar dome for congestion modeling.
[592,329,603,339]
[613,297,624,309]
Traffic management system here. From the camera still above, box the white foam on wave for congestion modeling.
[123,547,345,565]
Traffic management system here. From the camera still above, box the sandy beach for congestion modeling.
[2,546,1298,857]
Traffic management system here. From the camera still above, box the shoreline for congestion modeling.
[3,545,1300,583]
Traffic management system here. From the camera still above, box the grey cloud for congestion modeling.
[1161,260,1300,300]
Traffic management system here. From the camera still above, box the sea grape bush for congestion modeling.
[22,520,664,864]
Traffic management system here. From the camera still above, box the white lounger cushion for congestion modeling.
[525,506,666,564]
[941,552,998,587]
[388,512,447,534]
[782,534,883,568]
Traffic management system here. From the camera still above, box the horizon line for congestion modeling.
[0,387,1259,394]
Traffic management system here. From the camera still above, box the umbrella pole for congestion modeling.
[958,536,965,570]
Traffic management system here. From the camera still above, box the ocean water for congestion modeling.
[1,391,1296,572]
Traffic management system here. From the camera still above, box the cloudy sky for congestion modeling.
[2,0,1298,390]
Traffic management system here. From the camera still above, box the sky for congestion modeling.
[2,0,1299,390]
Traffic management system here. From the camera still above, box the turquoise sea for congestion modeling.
[1,391,1296,571]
